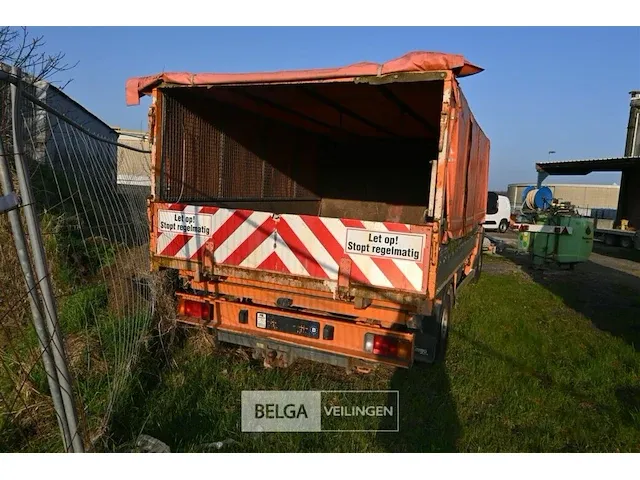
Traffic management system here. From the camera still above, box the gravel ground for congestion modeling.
[487,231,640,280]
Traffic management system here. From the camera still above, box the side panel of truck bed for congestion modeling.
[444,82,491,239]
[153,202,432,294]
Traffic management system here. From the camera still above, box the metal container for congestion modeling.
[518,214,594,267]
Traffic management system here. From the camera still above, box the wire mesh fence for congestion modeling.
[0,66,161,452]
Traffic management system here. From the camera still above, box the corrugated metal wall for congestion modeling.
[116,131,151,186]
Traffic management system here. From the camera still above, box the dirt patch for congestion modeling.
[483,254,531,278]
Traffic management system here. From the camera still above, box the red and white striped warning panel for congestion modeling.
[154,203,429,292]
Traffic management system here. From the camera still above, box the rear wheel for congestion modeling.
[620,236,632,249]
[604,234,616,246]
[472,233,484,284]
[472,249,483,284]
[435,285,453,362]
[498,219,509,233]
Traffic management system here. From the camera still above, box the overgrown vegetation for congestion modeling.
[2,226,640,452]
[0,157,155,452]
[2,146,640,452]
[0,26,160,452]
[92,256,638,453]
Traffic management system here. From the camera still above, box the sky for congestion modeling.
[28,26,640,190]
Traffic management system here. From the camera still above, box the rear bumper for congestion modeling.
[176,291,417,368]
[217,329,368,369]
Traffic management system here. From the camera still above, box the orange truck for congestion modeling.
[126,51,490,370]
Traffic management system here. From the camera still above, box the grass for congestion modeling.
[0,177,153,452]
[3,158,638,452]
[3,200,640,453]
[98,256,640,453]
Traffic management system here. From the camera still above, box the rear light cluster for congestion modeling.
[178,298,212,320]
[363,333,411,360]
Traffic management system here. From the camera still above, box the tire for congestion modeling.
[472,232,484,284]
[498,219,509,233]
[435,285,453,362]
[620,236,632,249]
[472,249,483,284]
[604,234,616,247]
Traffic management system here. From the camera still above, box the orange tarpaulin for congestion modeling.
[125,51,483,106]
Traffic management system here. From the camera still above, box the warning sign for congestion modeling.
[158,210,214,236]
[345,228,426,262]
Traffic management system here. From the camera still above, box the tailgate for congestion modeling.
[152,202,432,294]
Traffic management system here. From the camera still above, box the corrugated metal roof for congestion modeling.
[508,182,620,188]
[535,156,640,174]
[34,80,115,135]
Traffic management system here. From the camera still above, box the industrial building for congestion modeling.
[24,78,118,184]
[535,91,640,236]
[113,127,151,190]
[507,182,620,216]
[113,127,151,227]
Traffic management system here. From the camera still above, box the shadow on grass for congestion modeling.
[376,362,459,452]
[499,249,640,351]
[100,324,461,453]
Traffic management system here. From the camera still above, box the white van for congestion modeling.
[483,191,511,233]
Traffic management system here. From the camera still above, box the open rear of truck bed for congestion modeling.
[127,51,490,369]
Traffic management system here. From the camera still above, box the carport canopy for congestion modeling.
[535,156,640,186]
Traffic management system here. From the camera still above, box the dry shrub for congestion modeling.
[164,369,186,389]
[99,244,150,318]
[150,269,177,328]
[0,216,29,328]
[65,332,107,377]
[146,268,179,360]
[12,378,55,433]
[0,215,57,443]
[185,326,217,356]
[0,353,57,444]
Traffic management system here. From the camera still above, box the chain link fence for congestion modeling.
[0,65,166,452]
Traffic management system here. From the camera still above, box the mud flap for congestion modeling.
[413,330,438,363]
[411,313,441,363]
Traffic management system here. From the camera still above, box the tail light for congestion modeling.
[364,333,411,360]
[178,298,212,320]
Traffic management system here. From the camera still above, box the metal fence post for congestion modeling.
[0,135,73,452]
[10,66,84,453]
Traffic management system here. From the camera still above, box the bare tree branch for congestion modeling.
[0,26,77,88]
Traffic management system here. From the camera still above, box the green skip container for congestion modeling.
[518,214,594,267]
